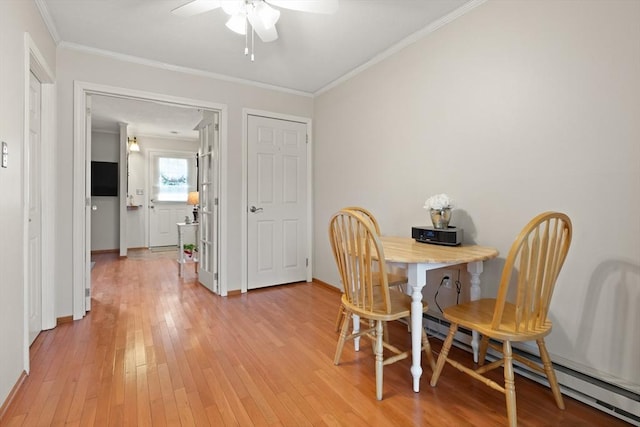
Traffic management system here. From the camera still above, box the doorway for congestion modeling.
[73,82,229,320]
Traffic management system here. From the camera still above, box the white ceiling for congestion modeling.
[39,0,474,137]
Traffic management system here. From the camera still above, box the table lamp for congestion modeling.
[187,191,199,223]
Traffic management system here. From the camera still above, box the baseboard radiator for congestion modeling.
[424,314,640,426]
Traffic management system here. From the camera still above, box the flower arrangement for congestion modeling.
[423,193,454,211]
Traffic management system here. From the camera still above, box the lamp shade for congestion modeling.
[128,136,140,152]
[187,191,199,206]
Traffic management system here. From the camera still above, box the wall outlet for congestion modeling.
[443,274,452,289]
[440,268,459,289]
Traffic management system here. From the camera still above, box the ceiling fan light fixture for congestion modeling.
[225,13,247,35]
[251,2,280,29]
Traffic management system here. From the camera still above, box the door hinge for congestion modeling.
[214,123,219,131]
[214,272,218,281]
[85,288,91,297]
[214,197,219,206]
[86,107,91,116]
[306,258,309,267]
[306,134,308,144]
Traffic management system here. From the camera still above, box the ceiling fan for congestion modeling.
[172,0,339,60]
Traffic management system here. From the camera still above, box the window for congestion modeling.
[152,155,195,202]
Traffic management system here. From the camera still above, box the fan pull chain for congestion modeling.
[251,26,255,61]
[244,19,249,55]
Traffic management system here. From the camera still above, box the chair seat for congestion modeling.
[342,288,426,322]
[444,298,553,342]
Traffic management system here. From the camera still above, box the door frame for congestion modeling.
[23,33,56,373]
[241,109,313,293]
[73,81,228,319]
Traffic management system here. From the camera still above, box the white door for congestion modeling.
[28,72,42,344]
[196,111,219,292]
[149,151,196,247]
[247,115,308,289]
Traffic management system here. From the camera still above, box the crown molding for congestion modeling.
[59,42,314,98]
[314,0,488,96]
[34,0,60,44]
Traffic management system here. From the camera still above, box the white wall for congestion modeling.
[0,0,56,409]
[55,47,314,315]
[126,135,199,248]
[91,131,119,251]
[314,0,639,397]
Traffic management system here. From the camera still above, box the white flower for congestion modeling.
[424,193,454,210]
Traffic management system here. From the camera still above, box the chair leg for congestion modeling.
[503,340,518,427]
[382,321,389,343]
[421,327,436,372]
[537,338,565,410]
[478,335,490,365]
[430,323,458,386]
[335,305,345,332]
[375,320,384,400]
[334,308,350,365]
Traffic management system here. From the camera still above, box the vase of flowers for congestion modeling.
[424,193,454,229]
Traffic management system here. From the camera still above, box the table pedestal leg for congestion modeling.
[467,261,484,363]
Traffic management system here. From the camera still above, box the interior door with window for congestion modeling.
[148,151,196,247]
[247,115,308,289]
[196,111,219,293]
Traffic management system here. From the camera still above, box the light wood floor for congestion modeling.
[1,251,630,426]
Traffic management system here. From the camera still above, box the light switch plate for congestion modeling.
[1,142,7,168]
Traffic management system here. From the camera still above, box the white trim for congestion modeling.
[314,0,488,96]
[60,42,314,98]
[34,0,61,45]
[73,81,229,317]
[241,109,313,293]
[119,123,128,257]
[23,33,56,374]
[72,82,86,320]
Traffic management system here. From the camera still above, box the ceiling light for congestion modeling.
[223,0,281,61]
[249,2,280,30]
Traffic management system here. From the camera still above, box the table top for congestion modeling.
[380,236,499,264]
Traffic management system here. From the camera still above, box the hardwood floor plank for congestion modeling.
[0,251,631,427]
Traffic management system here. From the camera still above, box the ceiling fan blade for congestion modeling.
[267,0,338,14]
[171,0,222,17]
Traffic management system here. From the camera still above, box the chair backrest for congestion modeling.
[492,212,572,332]
[342,206,381,234]
[328,209,392,314]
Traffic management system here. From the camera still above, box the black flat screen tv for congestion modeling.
[91,161,119,196]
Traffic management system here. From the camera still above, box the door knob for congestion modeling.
[249,206,263,213]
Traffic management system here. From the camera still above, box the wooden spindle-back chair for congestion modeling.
[430,212,572,426]
[329,209,435,400]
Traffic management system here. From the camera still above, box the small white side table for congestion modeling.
[177,222,199,276]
